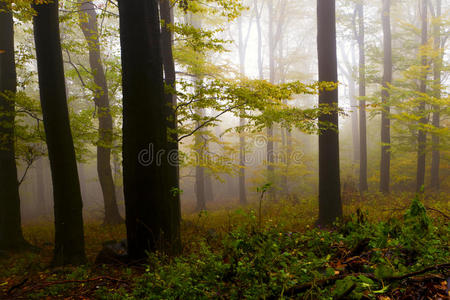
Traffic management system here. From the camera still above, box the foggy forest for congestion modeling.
[0,0,449,298]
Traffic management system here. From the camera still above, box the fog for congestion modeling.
[12,0,449,223]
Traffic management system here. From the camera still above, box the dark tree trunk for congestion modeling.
[416,0,428,192]
[78,0,123,225]
[380,0,392,194]
[118,0,180,258]
[317,0,342,226]
[160,0,181,250]
[32,0,86,265]
[356,2,368,192]
[0,2,29,251]
[430,0,441,191]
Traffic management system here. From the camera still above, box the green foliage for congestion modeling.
[117,196,449,299]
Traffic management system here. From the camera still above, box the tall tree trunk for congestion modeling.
[118,0,180,257]
[350,44,360,164]
[317,0,342,226]
[78,0,123,225]
[255,0,264,80]
[380,0,392,194]
[195,127,206,211]
[357,2,368,192]
[204,171,214,202]
[35,159,47,215]
[32,0,86,265]
[160,0,181,250]
[267,0,275,195]
[238,16,247,205]
[0,1,30,251]
[77,163,88,202]
[430,0,441,191]
[416,0,428,192]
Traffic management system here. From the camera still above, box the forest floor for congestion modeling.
[0,193,449,299]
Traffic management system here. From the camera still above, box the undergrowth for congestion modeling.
[0,193,448,299]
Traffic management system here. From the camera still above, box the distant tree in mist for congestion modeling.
[430,0,442,191]
[380,0,392,194]
[77,0,123,225]
[416,0,428,192]
[355,0,368,193]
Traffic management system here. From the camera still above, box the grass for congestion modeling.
[0,192,448,299]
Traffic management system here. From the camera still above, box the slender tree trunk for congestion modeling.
[255,0,264,81]
[160,0,181,250]
[356,2,368,192]
[350,44,360,164]
[267,0,275,194]
[118,0,180,257]
[416,0,428,192]
[238,16,247,205]
[380,0,392,194]
[0,2,30,251]
[430,0,441,191]
[317,0,342,226]
[77,163,88,202]
[349,74,359,164]
[35,159,47,214]
[32,0,86,265]
[78,0,123,225]
[286,128,292,195]
[204,171,214,202]
[195,126,206,211]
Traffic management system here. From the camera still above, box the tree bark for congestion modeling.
[430,0,441,191]
[159,0,181,250]
[317,0,342,226]
[356,2,368,192]
[267,0,275,196]
[237,16,247,205]
[416,0,428,192]
[78,0,123,225]
[0,1,29,251]
[350,44,360,164]
[118,0,180,258]
[380,0,392,194]
[32,0,86,265]
[195,127,206,211]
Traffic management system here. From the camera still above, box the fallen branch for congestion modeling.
[17,276,130,295]
[7,278,28,295]
[424,206,450,220]
[282,263,450,297]
[385,263,450,282]
[282,273,379,296]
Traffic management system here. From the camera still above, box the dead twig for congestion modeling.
[7,278,29,295]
